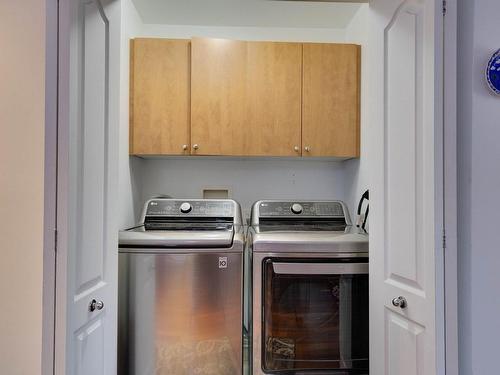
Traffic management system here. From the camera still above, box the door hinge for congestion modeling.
[442,0,447,15]
[442,230,447,250]
[54,228,58,253]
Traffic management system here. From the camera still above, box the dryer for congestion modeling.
[247,200,369,375]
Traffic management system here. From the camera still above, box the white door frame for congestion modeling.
[40,0,459,373]
[442,0,459,373]
[42,0,58,374]
[43,0,73,372]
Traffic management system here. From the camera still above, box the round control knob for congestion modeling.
[291,203,303,214]
[180,202,192,213]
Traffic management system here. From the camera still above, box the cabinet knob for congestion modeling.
[294,146,300,152]
[182,144,188,151]
[193,144,199,150]
[304,146,311,152]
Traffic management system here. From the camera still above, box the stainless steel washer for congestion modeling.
[247,200,369,375]
[118,199,244,375]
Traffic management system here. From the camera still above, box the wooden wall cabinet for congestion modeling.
[302,43,361,158]
[130,38,191,155]
[129,38,360,158]
[190,38,302,156]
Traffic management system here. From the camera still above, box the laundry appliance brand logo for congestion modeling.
[218,257,228,269]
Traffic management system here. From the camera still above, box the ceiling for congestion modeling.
[131,0,363,29]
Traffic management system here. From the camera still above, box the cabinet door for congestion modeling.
[130,38,190,155]
[302,43,361,158]
[191,38,302,156]
[245,42,302,156]
[191,38,246,156]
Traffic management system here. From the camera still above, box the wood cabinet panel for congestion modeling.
[302,43,361,158]
[130,38,190,155]
[191,38,247,156]
[191,38,302,156]
[246,42,302,156]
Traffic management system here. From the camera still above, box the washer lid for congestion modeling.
[119,225,236,248]
[120,198,244,248]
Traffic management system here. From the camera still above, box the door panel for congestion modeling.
[75,320,105,375]
[77,0,107,290]
[130,39,191,155]
[302,43,361,158]
[385,4,425,293]
[385,311,424,375]
[191,38,302,156]
[58,0,118,373]
[370,0,441,374]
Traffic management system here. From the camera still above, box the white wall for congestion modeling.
[457,0,500,373]
[344,4,370,225]
[139,24,346,43]
[132,0,361,29]
[119,0,145,228]
[0,1,46,374]
[118,0,370,226]
[135,157,349,221]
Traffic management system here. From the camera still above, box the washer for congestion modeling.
[118,199,244,375]
[247,200,369,375]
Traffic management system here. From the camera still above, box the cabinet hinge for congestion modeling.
[442,0,447,16]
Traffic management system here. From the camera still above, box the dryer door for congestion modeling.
[262,258,369,374]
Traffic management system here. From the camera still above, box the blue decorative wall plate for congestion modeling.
[486,49,500,95]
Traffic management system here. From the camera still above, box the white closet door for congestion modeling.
[56,0,119,374]
[369,0,443,374]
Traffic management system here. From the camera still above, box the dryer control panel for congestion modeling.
[256,201,346,219]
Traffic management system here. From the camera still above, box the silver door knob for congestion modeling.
[392,296,407,309]
[89,299,104,312]
[192,144,199,150]
[294,146,300,152]
[182,144,188,151]
[304,146,311,152]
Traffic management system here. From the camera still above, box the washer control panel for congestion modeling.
[258,201,345,218]
[145,199,235,218]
